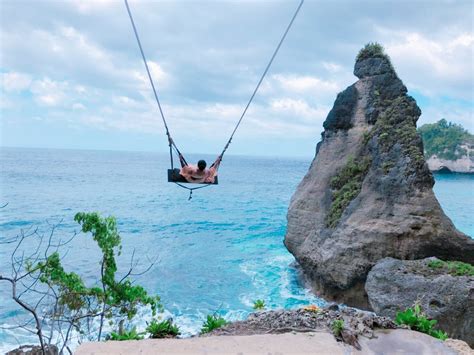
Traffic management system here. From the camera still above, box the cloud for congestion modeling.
[30,78,68,107]
[270,98,329,122]
[1,72,32,92]
[0,0,472,155]
[72,103,86,110]
[380,29,474,99]
[71,0,116,14]
[271,74,340,94]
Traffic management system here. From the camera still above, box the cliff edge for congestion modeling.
[284,43,474,308]
[419,119,474,173]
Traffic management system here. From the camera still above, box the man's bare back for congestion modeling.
[179,157,221,184]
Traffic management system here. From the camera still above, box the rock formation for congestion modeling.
[426,146,474,173]
[284,44,474,308]
[366,257,473,346]
[418,119,474,173]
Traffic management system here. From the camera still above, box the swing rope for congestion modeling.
[219,0,304,159]
[124,0,304,199]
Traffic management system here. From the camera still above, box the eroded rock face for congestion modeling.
[284,47,474,308]
[366,257,474,346]
[426,148,474,173]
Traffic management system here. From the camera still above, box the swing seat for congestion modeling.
[167,169,218,185]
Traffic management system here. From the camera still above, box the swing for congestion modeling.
[124,0,303,196]
[167,169,219,185]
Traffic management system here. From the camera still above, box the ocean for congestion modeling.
[0,147,472,351]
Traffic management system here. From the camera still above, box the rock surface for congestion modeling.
[207,305,396,340]
[366,257,474,346]
[284,45,474,308]
[6,345,58,355]
[427,148,474,173]
[75,330,461,355]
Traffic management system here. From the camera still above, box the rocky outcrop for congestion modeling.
[426,147,474,173]
[366,257,474,346]
[284,44,474,308]
[6,345,58,355]
[207,305,396,339]
[418,119,474,173]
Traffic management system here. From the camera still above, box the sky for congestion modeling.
[1,0,473,158]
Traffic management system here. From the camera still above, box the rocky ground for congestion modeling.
[206,304,395,348]
[72,306,473,355]
[366,257,474,346]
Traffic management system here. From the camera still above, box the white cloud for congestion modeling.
[30,78,68,107]
[380,30,474,99]
[322,62,343,73]
[270,98,328,121]
[72,103,86,110]
[1,72,32,92]
[1,0,472,155]
[271,74,340,94]
[72,0,117,13]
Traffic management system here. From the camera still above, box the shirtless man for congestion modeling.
[179,156,221,184]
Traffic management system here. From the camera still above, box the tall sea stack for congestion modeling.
[284,44,474,308]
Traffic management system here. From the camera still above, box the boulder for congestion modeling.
[366,257,474,346]
[6,345,58,355]
[284,44,474,308]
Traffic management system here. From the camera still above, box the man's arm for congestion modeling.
[178,153,188,168]
[209,155,222,170]
[205,156,222,182]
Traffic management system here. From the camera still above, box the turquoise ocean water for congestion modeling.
[0,147,472,350]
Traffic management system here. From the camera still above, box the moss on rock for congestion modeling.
[326,156,371,228]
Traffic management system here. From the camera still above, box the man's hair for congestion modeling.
[197,160,207,171]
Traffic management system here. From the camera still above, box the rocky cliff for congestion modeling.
[419,119,474,173]
[426,151,474,173]
[366,257,474,346]
[284,44,474,308]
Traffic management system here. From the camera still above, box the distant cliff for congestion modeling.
[284,43,474,309]
[418,119,474,173]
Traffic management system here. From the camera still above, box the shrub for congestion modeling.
[146,319,180,338]
[253,299,266,310]
[331,319,344,336]
[108,327,144,341]
[201,314,228,334]
[356,42,386,61]
[427,259,474,276]
[395,304,448,340]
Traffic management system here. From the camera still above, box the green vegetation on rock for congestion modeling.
[331,319,344,336]
[427,259,474,276]
[418,119,473,161]
[356,42,388,61]
[201,314,228,334]
[253,299,266,310]
[395,304,448,341]
[326,156,371,228]
[146,319,181,338]
[108,327,144,341]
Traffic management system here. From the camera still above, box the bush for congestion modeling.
[331,319,344,336]
[395,304,448,340]
[108,327,144,341]
[356,42,386,61]
[201,314,228,334]
[146,319,180,338]
[253,299,266,310]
